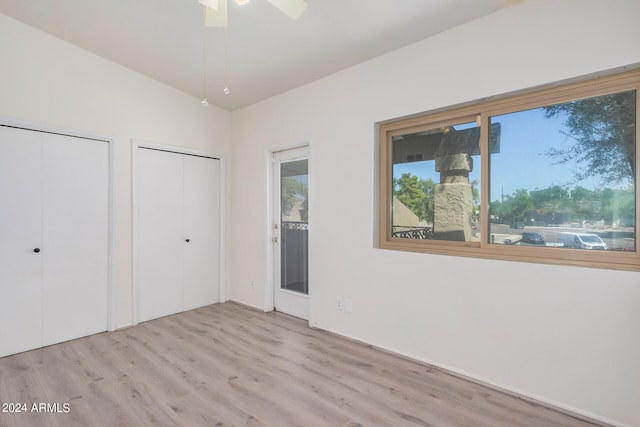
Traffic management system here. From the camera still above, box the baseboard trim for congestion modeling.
[310,325,625,427]
[226,299,265,312]
[216,301,629,427]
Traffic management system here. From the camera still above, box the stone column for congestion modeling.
[433,153,473,241]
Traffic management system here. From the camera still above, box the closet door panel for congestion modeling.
[137,148,184,322]
[41,134,109,345]
[183,155,220,310]
[0,127,44,357]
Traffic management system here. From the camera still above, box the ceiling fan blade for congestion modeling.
[204,0,228,27]
[265,0,308,20]
[198,0,219,10]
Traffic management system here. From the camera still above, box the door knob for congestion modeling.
[185,239,190,243]
[33,248,41,253]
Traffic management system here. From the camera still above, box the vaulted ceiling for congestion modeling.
[0,0,515,110]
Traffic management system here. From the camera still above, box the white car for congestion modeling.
[557,232,608,250]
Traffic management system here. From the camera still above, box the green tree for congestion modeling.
[568,186,597,221]
[600,186,635,225]
[490,198,504,223]
[529,185,569,223]
[493,183,635,226]
[530,185,569,206]
[281,177,307,220]
[544,90,636,185]
[506,189,534,223]
[393,173,435,224]
[470,179,480,215]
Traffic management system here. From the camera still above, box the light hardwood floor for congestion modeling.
[0,302,607,427]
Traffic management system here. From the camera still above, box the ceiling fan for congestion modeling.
[198,0,309,27]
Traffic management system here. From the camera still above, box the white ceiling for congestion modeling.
[0,0,514,111]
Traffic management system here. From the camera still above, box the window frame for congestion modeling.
[378,69,640,271]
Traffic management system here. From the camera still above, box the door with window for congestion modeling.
[273,147,309,320]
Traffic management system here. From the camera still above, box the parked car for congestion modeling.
[521,232,545,244]
[510,221,525,229]
[557,232,608,250]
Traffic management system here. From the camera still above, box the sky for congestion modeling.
[393,106,607,203]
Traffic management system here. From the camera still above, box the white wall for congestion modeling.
[229,1,640,426]
[2,1,639,425]
[0,14,231,329]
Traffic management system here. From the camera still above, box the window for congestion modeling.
[378,69,639,271]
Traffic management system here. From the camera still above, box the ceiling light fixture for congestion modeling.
[223,26,230,95]
[198,0,307,103]
[201,4,209,107]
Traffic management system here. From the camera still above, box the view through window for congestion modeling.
[489,90,635,252]
[392,119,482,242]
[379,70,639,270]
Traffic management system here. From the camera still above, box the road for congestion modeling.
[490,224,635,251]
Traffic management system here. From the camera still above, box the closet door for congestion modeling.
[137,148,184,322]
[183,155,220,310]
[0,126,109,358]
[136,147,220,323]
[0,127,44,357]
[42,134,109,345]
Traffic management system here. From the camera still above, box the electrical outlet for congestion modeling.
[337,297,343,310]
[344,299,353,313]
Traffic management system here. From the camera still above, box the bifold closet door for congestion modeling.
[137,148,184,322]
[183,155,220,311]
[0,127,44,357]
[41,134,109,346]
[0,126,109,358]
[137,148,220,323]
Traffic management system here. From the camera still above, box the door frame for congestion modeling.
[264,140,311,320]
[0,115,117,332]
[131,139,226,325]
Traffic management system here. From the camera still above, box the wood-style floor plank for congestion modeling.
[0,302,608,427]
